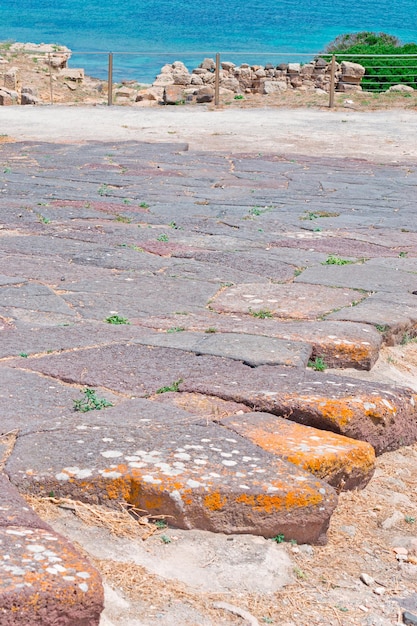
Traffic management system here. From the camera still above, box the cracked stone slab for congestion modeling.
[0,283,77,325]
[0,367,119,435]
[136,315,382,370]
[210,283,361,320]
[219,412,376,491]
[0,526,103,626]
[5,399,338,544]
[180,366,417,455]
[295,264,417,294]
[136,330,312,367]
[327,291,417,344]
[60,275,219,319]
[16,345,417,454]
[0,473,103,625]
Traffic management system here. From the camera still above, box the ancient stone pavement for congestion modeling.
[0,139,417,624]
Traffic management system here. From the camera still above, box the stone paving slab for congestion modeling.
[296,263,417,294]
[328,291,417,344]
[136,314,382,370]
[5,400,338,544]
[137,330,312,367]
[210,283,362,320]
[219,412,376,491]
[14,344,417,454]
[0,474,103,625]
[2,139,417,621]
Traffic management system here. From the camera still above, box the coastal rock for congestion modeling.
[388,84,414,92]
[196,86,214,103]
[135,86,163,102]
[340,61,365,85]
[163,84,185,104]
[263,80,288,94]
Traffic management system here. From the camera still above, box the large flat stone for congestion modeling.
[328,292,417,344]
[219,412,376,491]
[5,399,338,544]
[16,345,417,454]
[210,283,361,320]
[137,330,312,367]
[0,526,103,626]
[295,264,417,293]
[136,315,382,370]
[0,283,77,325]
[0,473,51,530]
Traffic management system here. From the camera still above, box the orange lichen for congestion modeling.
[235,488,323,513]
[204,491,228,511]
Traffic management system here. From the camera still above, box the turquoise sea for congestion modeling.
[1,0,417,82]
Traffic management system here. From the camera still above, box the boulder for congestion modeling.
[172,69,191,85]
[337,81,362,93]
[4,67,19,91]
[0,90,13,105]
[190,74,204,86]
[21,92,40,105]
[196,86,214,103]
[153,73,175,86]
[200,58,215,71]
[341,61,365,85]
[388,84,414,92]
[263,80,288,94]
[220,76,240,92]
[163,84,185,104]
[221,61,235,72]
[59,68,84,82]
[135,87,163,102]
[288,63,301,74]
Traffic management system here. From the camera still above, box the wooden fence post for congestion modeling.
[215,53,220,106]
[108,53,113,106]
[329,55,336,108]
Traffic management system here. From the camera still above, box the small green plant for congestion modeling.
[323,255,353,265]
[335,605,348,612]
[37,214,50,224]
[399,251,408,258]
[272,534,285,543]
[19,352,29,358]
[405,515,415,524]
[294,567,307,580]
[122,198,131,205]
[308,357,327,371]
[261,619,273,624]
[73,388,113,413]
[234,94,244,100]
[169,221,178,229]
[249,308,273,319]
[205,327,217,333]
[157,233,169,242]
[167,327,185,333]
[375,324,389,333]
[294,267,305,277]
[105,315,130,325]
[114,215,132,223]
[160,534,172,544]
[154,520,167,529]
[139,201,149,208]
[98,183,109,196]
[3,167,11,174]
[156,379,183,394]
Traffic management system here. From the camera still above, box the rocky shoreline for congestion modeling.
[0,41,415,107]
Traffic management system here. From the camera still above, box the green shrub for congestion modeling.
[322,32,417,91]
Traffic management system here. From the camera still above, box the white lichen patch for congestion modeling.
[101,450,123,458]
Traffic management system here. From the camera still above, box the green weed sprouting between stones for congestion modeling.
[249,308,273,319]
[323,255,353,266]
[308,357,327,371]
[167,327,185,333]
[105,315,130,325]
[157,233,169,242]
[73,388,113,412]
[271,534,285,543]
[156,379,183,394]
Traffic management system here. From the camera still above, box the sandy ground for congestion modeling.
[2,106,417,162]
